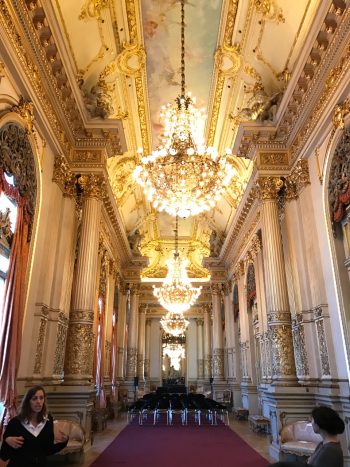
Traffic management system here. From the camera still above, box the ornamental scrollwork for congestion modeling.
[65,322,94,376]
[33,316,48,374]
[116,43,146,76]
[269,324,296,377]
[127,347,138,377]
[53,321,68,375]
[292,314,309,378]
[0,122,37,228]
[212,348,224,377]
[328,125,350,225]
[315,319,330,377]
[11,97,35,133]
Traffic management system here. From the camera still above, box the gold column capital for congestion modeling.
[210,283,222,296]
[129,283,141,295]
[78,173,106,199]
[256,176,284,200]
[285,159,310,201]
[233,260,245,281]
[52,154,76,197]
[222,280,233,296]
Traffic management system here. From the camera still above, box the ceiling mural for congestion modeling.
[141,0,222,146]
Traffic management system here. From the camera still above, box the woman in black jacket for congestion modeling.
[0,385,68,467]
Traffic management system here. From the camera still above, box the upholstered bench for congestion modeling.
[280,420,322,460]
[53,419,86,463]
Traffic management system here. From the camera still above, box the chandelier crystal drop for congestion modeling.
[133,0,235,218]
[160,311,189,337]
[153,216,201,313]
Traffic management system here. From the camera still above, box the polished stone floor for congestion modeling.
[78,414,275,466]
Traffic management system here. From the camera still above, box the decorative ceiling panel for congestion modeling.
[140,0,222,146]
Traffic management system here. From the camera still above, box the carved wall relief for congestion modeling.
[292,313,309,379]
[53,313,69,376]
[0,121,37,231]
[33,308,49,374]
[314,308,331,377]
[328,124,350,225]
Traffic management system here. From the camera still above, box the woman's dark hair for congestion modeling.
[312,406,345,435]
[18,385,47,422]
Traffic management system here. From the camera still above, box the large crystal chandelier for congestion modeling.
[160,311,189,337]
[133,0,235,218]
[153,216,201,313]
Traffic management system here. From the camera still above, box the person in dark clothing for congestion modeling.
[308,406,344,467]
[0,385,68,467]
[269,406,344,467]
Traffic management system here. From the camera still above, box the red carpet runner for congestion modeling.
[90,422,270,467]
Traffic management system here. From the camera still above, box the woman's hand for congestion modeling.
[5,436,24,449]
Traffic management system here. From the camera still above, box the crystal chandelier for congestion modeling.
[163,343,185,370]
[153,216,201,313]
[133,0,235,218]
[160,311,189,337]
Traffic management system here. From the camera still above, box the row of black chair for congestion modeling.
[127,392,229,426]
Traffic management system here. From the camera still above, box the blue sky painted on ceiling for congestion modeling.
[141,0,222,148]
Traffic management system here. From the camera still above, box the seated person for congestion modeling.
[270,406,344,467]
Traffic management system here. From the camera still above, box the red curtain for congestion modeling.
[0,169,30,432]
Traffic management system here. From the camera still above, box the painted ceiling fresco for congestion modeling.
[141,0,222,147]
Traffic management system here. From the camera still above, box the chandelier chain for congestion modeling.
[181,0,185,97]
[174,215,179,258]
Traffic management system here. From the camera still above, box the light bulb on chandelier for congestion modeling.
[133,0,235,218]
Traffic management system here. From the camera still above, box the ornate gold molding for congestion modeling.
[316,98,350,185]
[79,0,109,20]
[215,43,242,76]
[207,0,239,146]
[253,0,285,23]
[11,97,35,133]
[116,43,146,76]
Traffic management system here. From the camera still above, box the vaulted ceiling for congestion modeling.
[23,0,322,279]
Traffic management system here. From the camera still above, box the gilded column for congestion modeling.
[137,305,146,382]
[116,279,127,381]
[104,260,117,385]
[196,318,204,380]
[223,282,235,382]
[256,176,297,384]
[64,174,105,384]
[144,318,151,378]
[126,284,140,379]
[203,305,212,380]
[211,284,225,381]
